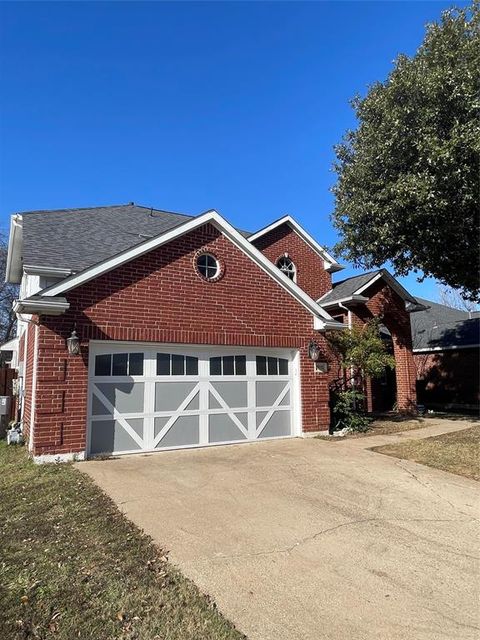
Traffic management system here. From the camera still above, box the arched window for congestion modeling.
[276,255,296,281]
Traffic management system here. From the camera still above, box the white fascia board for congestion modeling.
[13,297,70,316]
[40,209,343,328]
[23,265,73,277]
[248,215,344,273]
[413,344,480,353]
[5,214,23,284]
[314,316,347,331]
[318,294,369,309]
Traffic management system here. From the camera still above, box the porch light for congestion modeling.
[308,340,321,362]
[66,329,80,356]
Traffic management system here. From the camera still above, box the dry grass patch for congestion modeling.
[0,442,245,640]
[372,425,480,481]
[349,417,425,438]
[316,416,427,440]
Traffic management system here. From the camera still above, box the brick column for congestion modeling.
[364,377,373,413]
[391,332,417,412]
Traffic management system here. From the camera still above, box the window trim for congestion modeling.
[194,250,224,282]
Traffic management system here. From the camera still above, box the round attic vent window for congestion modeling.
[196,253,220,280]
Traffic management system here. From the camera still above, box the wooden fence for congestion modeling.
[0,367,17,421]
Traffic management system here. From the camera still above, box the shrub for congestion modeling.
[331,390,372,433]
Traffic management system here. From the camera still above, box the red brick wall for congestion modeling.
[251,224,332,300]
[30,223,333,456]
[414,348,479,408]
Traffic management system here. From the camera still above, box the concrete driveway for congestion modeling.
[81,432,479,640]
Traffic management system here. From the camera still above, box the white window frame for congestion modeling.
[276,255,297,283]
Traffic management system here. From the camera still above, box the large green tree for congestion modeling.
[332,3,480,301]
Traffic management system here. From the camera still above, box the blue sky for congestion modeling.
[0,1,464,299]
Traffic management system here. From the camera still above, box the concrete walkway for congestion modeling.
[341,416,477,450]
[80,420,479,640]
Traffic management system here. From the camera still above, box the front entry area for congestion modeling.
[87,343,299,456]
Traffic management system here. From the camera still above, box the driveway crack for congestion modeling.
[215,516,476,560]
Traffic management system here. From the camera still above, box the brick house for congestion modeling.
[6,204,420,462]
[411,299,480,412]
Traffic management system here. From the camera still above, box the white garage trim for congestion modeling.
[87,342,302,457]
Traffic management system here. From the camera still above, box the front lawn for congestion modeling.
[0,443,245,640]
[372,424,480,481]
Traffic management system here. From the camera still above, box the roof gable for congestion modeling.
[37,210,342,330]
[318,269,418,308]
[248,215,343,273]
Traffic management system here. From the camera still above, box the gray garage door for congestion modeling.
[88,344,297,456]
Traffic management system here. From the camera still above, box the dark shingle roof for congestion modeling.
[20,203,252,273]
[411,298,480,350]
[318,271,381,304]
[21,204,196,273]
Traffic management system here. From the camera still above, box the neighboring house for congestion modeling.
[411,298,480,412]
[5,203,420,462]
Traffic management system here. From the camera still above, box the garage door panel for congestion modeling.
[95,382,144,414]
[155,382,198,412]
[156,415,200,448]
[89,346,296,456]
[91,394,111,416]
[210,381,248,409]
[256,381,289,407]
[257,411,291,439]
[90,418,144,454]
[209,413,248,443]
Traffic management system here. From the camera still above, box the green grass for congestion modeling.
[372,425,480,481]
[0,443,245,640]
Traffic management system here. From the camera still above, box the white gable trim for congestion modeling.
[38,210,343,330]
[5,214,23,284]
[319,294,369,309]
[354,270,418,305]
[248,215,344,273]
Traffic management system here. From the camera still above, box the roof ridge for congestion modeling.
[132,204,195,218]
[17,203,195,217]
[18,203,128,215]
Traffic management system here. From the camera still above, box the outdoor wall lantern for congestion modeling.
[308,340,321,362]
[66,328,81,356]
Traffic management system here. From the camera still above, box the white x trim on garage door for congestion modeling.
[87,343,301,456]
